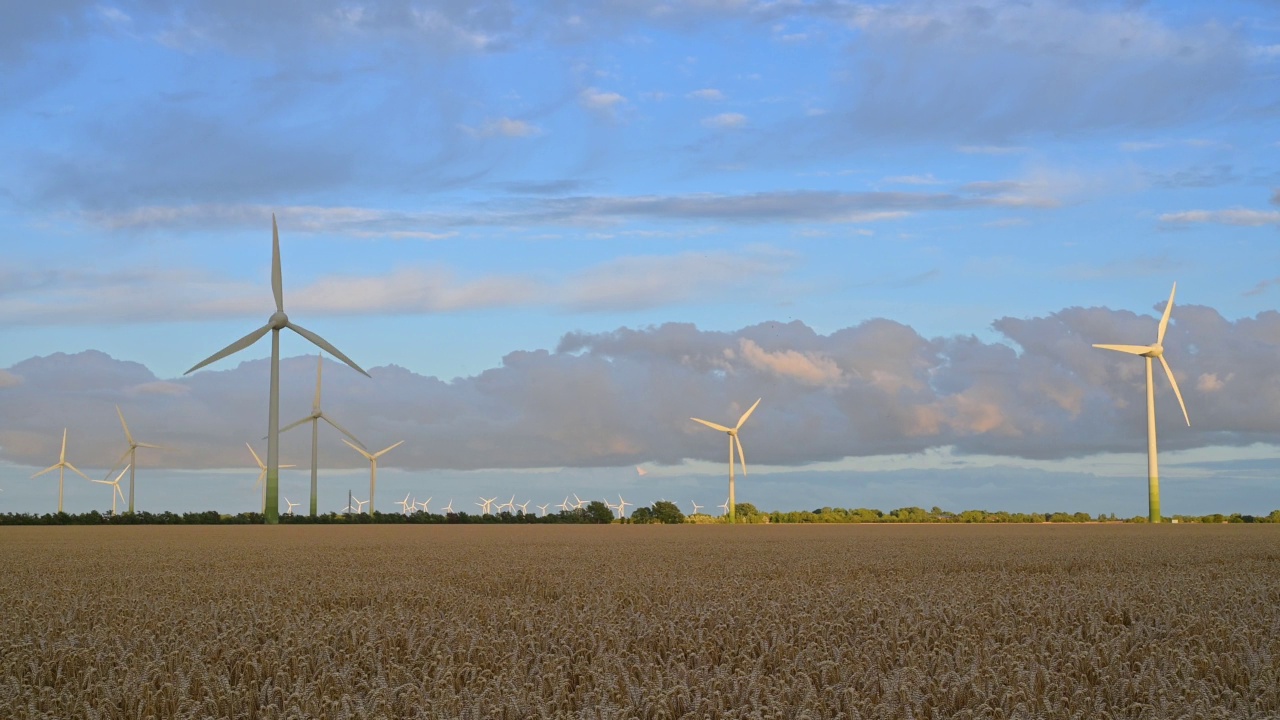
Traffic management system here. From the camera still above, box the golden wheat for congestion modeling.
[1,525,1277,719]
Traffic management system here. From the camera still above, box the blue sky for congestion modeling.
[1,0,1279,517]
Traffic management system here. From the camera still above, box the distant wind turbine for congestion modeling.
[1093,282,1190,523]
[477,496,498,515]
[106,406,160,514]
[441,499,454,514]
[498,495,516,514]
[517,500,530,515]
[185,215,369,524]
[281,354,365,517]
[91,464,130,516]
[396,492,414,515]
[247,443,295,514]
[342,438,403,515]
[31,429,90,513]
[718,498,730,516]
[557,497,571,512]
[353,497,369,513]
[691,501,703,515]
[416,497,432,513]
[616,495,631,519]
[283,496,301,515]
[691,398,761,523]
[537,503,550,516]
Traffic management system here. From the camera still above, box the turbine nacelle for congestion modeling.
[269,311,289,329]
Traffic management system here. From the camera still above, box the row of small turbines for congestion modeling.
[32,217,1190,524]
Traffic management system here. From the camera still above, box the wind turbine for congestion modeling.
[498,495,516,514]
[353,497,369,513]
[691,398,761,523]
[281,354,366,518]
[557,497,571,511]
[1093,282,1190,523]
[283,496,301,515]
[106,406,160,514]
[247,443,295,513]
[573,493,587,509]
[516,500,530,515]
[616,495,631,519]
[416,497,432,513]
[691,501,703,515]
[185,215,370,524]
[477,496,498,515]
[537,503,550,516]
[342,439,402,515]
[31,429,90,513]
[91,464,129,516]
[718,498,730,516]
[441,499,454,514]
[396,492,413,515]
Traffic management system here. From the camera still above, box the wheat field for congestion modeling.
[1,524,1277,719]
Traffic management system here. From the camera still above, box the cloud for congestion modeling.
[955,145,1029,155]
[8,302,1280,474]
[462,117,541,138]
[840,1,1250,143]
[701,112,747,129]
[580,88,626,112]
[0,369,22,387]
[686,88,725,101]
[883,174,942,185]
[1159,209,1280,227]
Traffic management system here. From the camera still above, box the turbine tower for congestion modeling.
[281,354,365,517]
[107,406,160,514]
[691,398,761,524]
[343,438,402,514]
[185,215,369,524]
[31,429,90,513]
[1093,282,1190,523]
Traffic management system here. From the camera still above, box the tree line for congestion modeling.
[2,502,1277,525]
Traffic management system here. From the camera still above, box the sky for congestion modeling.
[1,0,1279,518]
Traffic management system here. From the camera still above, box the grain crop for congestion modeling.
[1,524,1278,719]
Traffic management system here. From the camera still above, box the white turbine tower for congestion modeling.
[106,406,160,514]
[31,429,90,513]
[185,215,369,524]
[91,465,130,516]
[247,444,295,514]
[1093,282,1190,524]
[342,439,403,515]
[691,398,761,524]
[281,354,365,518]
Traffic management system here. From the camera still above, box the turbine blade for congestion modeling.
[246,443,265,470]
[342,437,375,460]
[313,354,323,411]
[60,428,67,462]
[104,448,131,481]
[114,464,130,482]
[64,461,90,481]
[1092,344,1151,356]
[31,465,58,479]
[1157,282,1177,345]
[280,416,313,434]
[375,440,404,458]
[116,405,135,445]
[691,417,732,433]
[136,442,161,449]
[272,214,284,314]
[115,484,126,503]
[735,436,748,476]
[185,324,271,374]
[286,322,370,378]
[1159,355,1191,426]
[319,413,364,448]
[735,398,762,430]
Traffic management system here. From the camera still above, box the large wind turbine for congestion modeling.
[106,406,160,514]
[691,398,761,524]
[32,429,90,513]
[1093,283,1190,523]
[92,465,130,516]
[343,438,402,514]
[281,354,365,517]
[185,215,369,524]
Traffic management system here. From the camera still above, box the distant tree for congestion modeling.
[630,507,655,524]
[651,500,685,524]
[586,500,615,524]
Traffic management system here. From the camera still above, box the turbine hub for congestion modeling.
[1146,344,1163,358]
[268,311,289,329]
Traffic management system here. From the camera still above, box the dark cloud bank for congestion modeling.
[3,304,1279,474]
